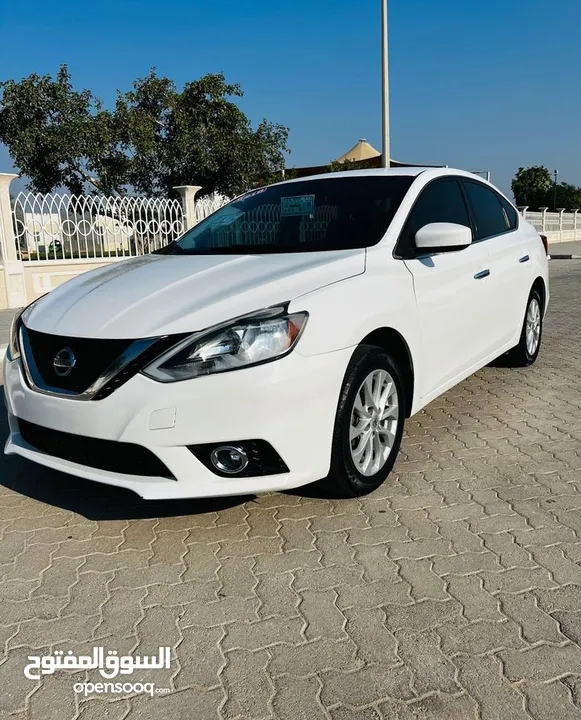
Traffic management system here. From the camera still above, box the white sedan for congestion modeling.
[3,168,549,499]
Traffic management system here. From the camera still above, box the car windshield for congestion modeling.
[163,176,414,255]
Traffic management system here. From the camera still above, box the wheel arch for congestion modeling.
[358,327,415,417]
[532,276,547,314]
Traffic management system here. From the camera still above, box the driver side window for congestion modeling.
[397,179,471,257]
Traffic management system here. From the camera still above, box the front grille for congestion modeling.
[20,326,190,400]
[18,419,175,479]
[24,328,133,393]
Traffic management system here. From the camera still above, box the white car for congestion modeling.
[3,168,549,499]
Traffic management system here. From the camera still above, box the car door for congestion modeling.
[396,177,492,399]
[461,180,530,350]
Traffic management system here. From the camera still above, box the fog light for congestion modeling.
[188,439,289,478]
[210,445,249,474]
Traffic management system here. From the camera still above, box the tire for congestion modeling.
[327,344,406,497]
[505,289,543,367]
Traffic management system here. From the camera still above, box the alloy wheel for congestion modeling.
[349,369,399,477]
[526,297,541,356]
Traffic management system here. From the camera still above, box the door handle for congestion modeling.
[474,269,490,279]
[519,255,530,263]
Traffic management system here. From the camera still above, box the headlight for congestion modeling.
[7,313,21,361]
[6,295,46,362]
[143,307,308,382]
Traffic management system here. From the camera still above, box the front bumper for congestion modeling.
[3,347,352,499]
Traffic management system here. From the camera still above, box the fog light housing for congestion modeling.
[188,439,289,478]
[210,445,249,474]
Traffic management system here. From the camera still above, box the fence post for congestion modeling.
[539,207,549,233]
[174,186,202,231]
[0,173,27,309]
[557,208,565,243]
[573,209,579,241]
[517,205,528,218]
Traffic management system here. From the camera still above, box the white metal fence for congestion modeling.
[11,190,231,263]
[12,192,184,262]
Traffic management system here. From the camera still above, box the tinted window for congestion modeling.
[162,176,413,255]
[398,179,471,254]
[499,195,518,230]
[464,181,510,240]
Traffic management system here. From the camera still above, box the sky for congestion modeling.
[0,0,580,198]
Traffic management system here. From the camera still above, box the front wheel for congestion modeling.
[505,289,543,367]
[327,345,406,497]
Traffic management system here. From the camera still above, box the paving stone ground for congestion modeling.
[1,260,581,720]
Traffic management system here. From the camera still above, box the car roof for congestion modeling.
[278,167,484,185]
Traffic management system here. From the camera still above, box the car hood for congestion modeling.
[24,250,366,339]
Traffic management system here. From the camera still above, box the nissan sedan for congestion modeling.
[3,168,549,499]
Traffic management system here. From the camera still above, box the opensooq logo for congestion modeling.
[24,647,171,680]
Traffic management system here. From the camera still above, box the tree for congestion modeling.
[0,65,289,197]
[511,166,553,208]
[550,182,581,211]
[0,66,114,194]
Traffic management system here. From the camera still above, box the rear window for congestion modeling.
[164,176,414,255]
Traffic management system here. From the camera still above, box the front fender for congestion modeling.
[290,253,423,413]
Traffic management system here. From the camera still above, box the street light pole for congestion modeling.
[380,0,390,168]
[553,169,559,211]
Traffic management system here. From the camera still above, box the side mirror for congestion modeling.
[414,222,472,253]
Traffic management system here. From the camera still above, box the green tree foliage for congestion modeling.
[0,65,289,197]
[552,182,581,211]
[511,166,553,208]
[328,158,377,173]
[511,166,581,210]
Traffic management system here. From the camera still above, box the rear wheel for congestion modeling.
[327,345,406,497]
[505,289,543,367]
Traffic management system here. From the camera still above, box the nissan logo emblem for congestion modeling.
[53,347,76,377]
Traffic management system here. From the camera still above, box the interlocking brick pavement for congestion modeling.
[1,260,581,719]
